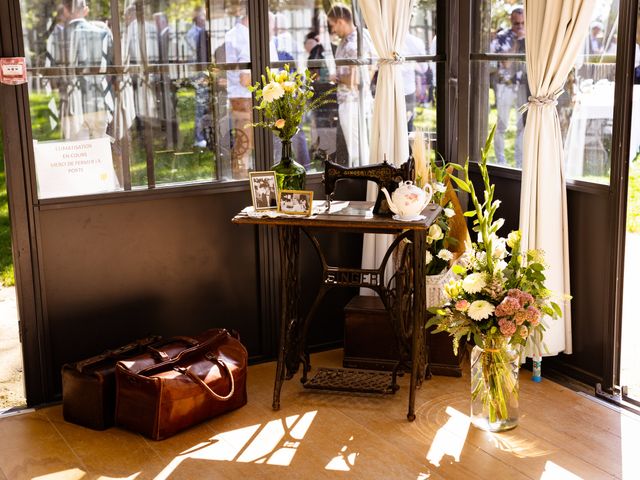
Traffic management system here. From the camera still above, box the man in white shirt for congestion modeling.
[225,14,277,178]
[327,3,374,166]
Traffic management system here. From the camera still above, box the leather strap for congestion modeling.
[175,356,235,401]
[136,329,230,376]
[75,335,162,373]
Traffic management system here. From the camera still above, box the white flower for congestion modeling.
[462,272,486,294]
[467,300,495,321]
[427,224,444,242]
[495,259,508,271]
[437,249,453,261]
[425,251,433,264]
[507,230,521,248]
[474,250,487,266]
[282,81,296,92]
[492,218,505,233]
[262,81,285,102]
[433,182,447,193]
[444,208,455,218]
[492,238,507,259]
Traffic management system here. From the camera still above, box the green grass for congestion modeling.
[628,158,640,233]
[0,131,15,287]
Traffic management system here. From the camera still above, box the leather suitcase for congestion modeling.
[62,335,170,430]
[115,329,248,440]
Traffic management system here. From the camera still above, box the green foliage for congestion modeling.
[427,124,561,358]
[249,65,336,142]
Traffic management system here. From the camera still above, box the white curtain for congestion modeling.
[520,0,596,356]
[359,0,414,284]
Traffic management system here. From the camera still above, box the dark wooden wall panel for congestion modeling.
[38,192,260,394]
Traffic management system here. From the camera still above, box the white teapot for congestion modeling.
[381,180,433,220]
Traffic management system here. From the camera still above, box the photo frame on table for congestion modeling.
[278,190,313,216]
[249,171,278,210]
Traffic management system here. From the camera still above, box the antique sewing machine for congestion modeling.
[322,157,415,215]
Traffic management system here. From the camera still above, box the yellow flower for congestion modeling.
[282,81,296,92]
[277,71,288,83]
[274,118,286,129]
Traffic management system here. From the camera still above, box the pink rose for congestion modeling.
[498,318,517,336]
[527,306,541,325]
[455,300,470,312]
[495,296,521,317]
[514,310,528,325]
[274,118,286,129]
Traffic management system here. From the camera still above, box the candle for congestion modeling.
[413,131,427,188]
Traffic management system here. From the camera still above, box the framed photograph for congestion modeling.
[278,190,314,216]
[249,171,278,210]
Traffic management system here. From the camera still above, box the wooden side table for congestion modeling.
[232,201,440,421]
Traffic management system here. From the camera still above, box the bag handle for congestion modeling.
[145,336,200,361]
[175,355,235,401]
[136,329,230,375]
[75,335,162,373]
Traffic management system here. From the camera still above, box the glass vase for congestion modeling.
[272,140,306,191]
[470,335,520,432]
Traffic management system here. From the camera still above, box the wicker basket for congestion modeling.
[426,264,458,308]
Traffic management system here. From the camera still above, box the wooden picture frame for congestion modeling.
[277,190,313,216]
[249,171,278,210]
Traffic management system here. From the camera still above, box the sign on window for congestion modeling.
[33,137,120,199]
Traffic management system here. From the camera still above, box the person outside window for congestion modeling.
[225,14,276,179]
[58,0,114,140]
[186,6,210,149]
[490,5,527,168]
[327,4,374,166]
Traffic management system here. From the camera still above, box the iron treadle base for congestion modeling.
[302,367,399,395]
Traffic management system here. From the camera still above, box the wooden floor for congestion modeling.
[0,349,638,480]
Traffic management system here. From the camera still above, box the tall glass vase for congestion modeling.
[470,334,520,432]
[272,139,306,191]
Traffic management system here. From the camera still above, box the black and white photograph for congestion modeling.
[249,171,278,210]
[278,190,313,216]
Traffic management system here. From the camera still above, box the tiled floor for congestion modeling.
[1,349,639,479]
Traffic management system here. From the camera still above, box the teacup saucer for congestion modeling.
[392,214,426,222]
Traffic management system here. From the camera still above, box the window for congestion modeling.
[268,1,438,170]
[469,0,620,185]
[21,0,440,199]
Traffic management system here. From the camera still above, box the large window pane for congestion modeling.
[470,0,620,185]
[22,0,251,198]
[268,1,437,171]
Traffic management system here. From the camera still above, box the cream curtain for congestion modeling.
[359,0,414,284]
[520,0,596,356]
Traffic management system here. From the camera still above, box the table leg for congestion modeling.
[272,225,300,410]
[408,230,427,421]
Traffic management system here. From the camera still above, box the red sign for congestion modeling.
[0,57,27,85]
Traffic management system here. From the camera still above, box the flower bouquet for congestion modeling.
[426,127,563,431]
[248,64,335,190]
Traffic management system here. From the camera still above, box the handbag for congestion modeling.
[62,335,166,430]
[114,328,248,440]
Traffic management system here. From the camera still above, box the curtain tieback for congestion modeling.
[518,89,564,114]
[378,51,405,65]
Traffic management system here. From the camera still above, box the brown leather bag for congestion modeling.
[114,329,248,440]
[62,335,167,430]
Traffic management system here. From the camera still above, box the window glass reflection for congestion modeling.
[471,0,622,184]
[268,1,437,171]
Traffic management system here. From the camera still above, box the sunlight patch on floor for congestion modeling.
[539,460,583,479]
[32,469,87,480]
[154,410,318,479]
[325,435,358,471]
[426,406,470,467]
